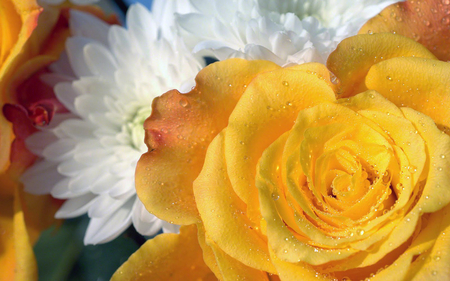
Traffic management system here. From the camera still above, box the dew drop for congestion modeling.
[179,98,189,108]
[272,193,280,201]
[368,30,373,34]
[408,165,417,174]
[386,76,392,81]
[357,229,365,235]
[282,81,289,87]
[441,154,446,159]
[432,270,437,276]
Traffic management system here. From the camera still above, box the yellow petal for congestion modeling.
[206,234,270,281]
[13,187,37,281]
[194,131,276,273]
[365,57,450,132]
[0,188,38,281]
[136,59,279,225]
[111,225,216,281]
[327,33,436,98]
[225,65,336,224]
[269,247,328,281]
[359,0,450,61]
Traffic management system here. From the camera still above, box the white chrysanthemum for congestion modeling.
[22,2,203,245]
[177,0,400,65]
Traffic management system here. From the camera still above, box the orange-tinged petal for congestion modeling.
[365,57,450,131]
[327,33,436,98]
[359,0,450,61]
[136,59,279,225]
[111,225,216,281]
[194,131,276,273]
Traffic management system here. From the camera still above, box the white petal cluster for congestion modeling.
[177,0,400,65]
[22,2,203,245]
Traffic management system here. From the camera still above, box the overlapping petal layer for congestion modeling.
[111,225,216,281]
[359,0,450,61]
[130,33,450,280]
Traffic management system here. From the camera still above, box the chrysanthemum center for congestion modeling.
[125,106,152,151]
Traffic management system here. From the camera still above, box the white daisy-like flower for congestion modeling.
[177,0,400,65]
[22,2,203,245]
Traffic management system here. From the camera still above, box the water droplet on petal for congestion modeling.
[272,193,280,201]
[179,98,189,108]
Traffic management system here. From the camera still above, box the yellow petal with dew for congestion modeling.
[194,131,276,273]
[365,57,450,132]
[111,225,215,281]
[327,33,436,98]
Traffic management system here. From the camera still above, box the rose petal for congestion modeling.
[359,0,450,61]
[194,131,276,273]
[110,225,215,281]
[136,58,279,225]
[225,64,336,224]
[327,33,436,98]
[365,57,450,131]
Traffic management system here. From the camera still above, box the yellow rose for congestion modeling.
[113,33,450,280]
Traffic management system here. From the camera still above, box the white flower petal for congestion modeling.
[162,223,181,234]
[42,139,77,161]
[22,161,64,194]
[65,37,96,77]
[88,194,132,218]
[84,43,118,80]
[55,193,96,218]
[26,131,58,156]
[178,0,401,65]
[70,10,110,47]
[84,198,134,245]
[54,82,81,114]
[132,199,164,236]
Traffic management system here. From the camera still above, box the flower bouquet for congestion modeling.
[1,0,450,280]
